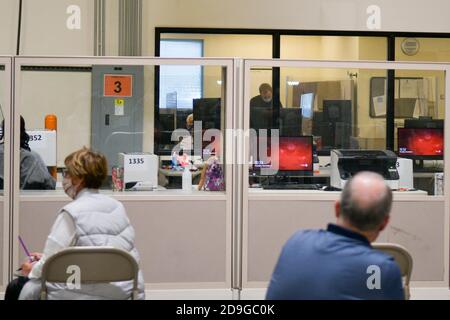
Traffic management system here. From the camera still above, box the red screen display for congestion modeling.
[270,137,313,171]
[398,128,444,157]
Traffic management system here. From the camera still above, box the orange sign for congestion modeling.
[104,74,133,97]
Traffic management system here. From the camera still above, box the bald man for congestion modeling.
[266,172,404,300]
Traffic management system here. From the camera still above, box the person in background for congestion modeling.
[249,83,282,133]
[0,116,55,190]
[186,113,194,134]
[266,171,404,300]
[5,147,145,300]
[250,83,272,108]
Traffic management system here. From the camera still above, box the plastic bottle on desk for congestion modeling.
[182,165,192,191]
[171,152,178,168]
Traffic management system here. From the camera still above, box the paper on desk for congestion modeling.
[373,95,386,116]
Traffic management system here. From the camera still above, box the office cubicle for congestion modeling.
[0,57,12,293]
[11,56,236,295]
[240,59,450,295]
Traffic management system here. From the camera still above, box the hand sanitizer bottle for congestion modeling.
[182,165,192,191]
[171,152,178,168]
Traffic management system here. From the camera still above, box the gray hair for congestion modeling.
[340,171,393,232]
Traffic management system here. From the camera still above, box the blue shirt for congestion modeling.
[266,224,404,300]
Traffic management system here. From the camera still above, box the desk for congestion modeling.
[249,188,428,195]
[159,168,202,178]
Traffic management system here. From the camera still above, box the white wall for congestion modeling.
[1,0,94,55]
[0,0,19,55]
[142,0,450,56]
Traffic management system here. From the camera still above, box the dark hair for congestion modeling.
[340,172,393,231]
[0,116,30,151]
[64,147,108,189]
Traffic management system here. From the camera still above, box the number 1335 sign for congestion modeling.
[104,74,133,97]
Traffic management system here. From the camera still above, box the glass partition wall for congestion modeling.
[0,57,11,291]
[12,57,234,292]
[242,59,450,291]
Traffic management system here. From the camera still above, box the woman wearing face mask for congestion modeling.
[0,116,56,190]
[5,147,145,300]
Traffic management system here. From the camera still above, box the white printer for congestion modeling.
[330,149,400,190]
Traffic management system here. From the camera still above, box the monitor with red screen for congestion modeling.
[397,128,444,160]
[254,136,313,176]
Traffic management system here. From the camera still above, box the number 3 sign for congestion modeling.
[104,74,133,97]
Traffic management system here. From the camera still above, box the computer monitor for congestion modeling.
[397,128,444,160]
[193,98,221,130]
[279,108,302,137]
[404,118,444,129]
[193,98,221,158]
[250,106,273,133]
[322,100,352,150]
[300,93,314,119]
[176,109,192,129]
[159,113,175,131]
[253,136,313,176]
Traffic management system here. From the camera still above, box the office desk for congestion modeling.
[249,187,428,196]
[159,168,203,178]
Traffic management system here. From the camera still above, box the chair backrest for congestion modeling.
[372,243,413,300]
[40,247,139,300]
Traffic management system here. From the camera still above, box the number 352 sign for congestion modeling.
[104,74,133,97]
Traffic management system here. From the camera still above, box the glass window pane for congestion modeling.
[161,33,272,58]
[160,40,203,109]
[247,65,444,197]
[396,38,450,62]
[0,65,7,195]
[281,36,387,60]
[17,62,228,192]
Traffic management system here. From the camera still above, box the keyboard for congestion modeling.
[262,184,322,190]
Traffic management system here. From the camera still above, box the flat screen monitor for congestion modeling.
[279,108,302,137]
[321,100,352,150]
[159,113,175,131]
[250,106,273,133]
[397,128,444,160]
[193,98,221,158]
[404,118,443,129]
[176,109,192,129]
[300,93,314,119]
[254,136,313,176]
[193,98,221,130]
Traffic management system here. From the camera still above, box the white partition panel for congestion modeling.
[241,59,450,291]
[0,57,12,291]
[13,57,236,292]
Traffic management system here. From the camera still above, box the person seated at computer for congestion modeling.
[0,116,56,190]
[250,83,282,133]
[186,113,194,136]
[6,147,145,300]
[250,83,282,109]
[266,171,404,300]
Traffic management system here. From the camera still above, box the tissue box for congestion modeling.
[118,152,158,189]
